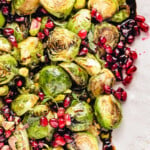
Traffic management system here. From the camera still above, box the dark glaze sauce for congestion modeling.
[102,0,136,149]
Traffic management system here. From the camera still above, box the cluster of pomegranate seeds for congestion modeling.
[91,8,103,23]
[38,92,45,101]
[30,140,45,150]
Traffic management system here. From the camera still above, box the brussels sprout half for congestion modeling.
[94,94,122,129]
[13,37,44,68]
[66,101,93,132]
[67,132,99,150]
[59,62,88,87]
[48,27,81,62]
[0,54,18,85]
[75,53,102,76]
[0,11,5,27]
[11,94,39,116]
[13,0,40,15]
[39,66,72,98]
[74,0,86,10]
[0,85,9,96]
[67,9,91,34]
[88,68,115,98]
[40,0,75,18]
[88,0,119,20]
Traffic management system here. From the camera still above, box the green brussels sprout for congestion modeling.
[0,85,9,96]
[66,101,93,131]
[23,111,54,139]
[75,53,102,76]
[0,54,18,85]
[8,123,30,150]
[29,19,41,36]
[40,0,75,18]
[88,0,119,20]
[0,37,12,55]
[60,62,88,87]
[94,94,122,129]
[88,68,115,98]
[13,37,44,68]
[11,94,39,116]
[39,66,72,98]
[67,132,99,150]
[0,11,5,27]
[48,27,81,62]
[74,0,86,10]
[67,9,91,34]
[6,23,24,42]
[13,0,40,15]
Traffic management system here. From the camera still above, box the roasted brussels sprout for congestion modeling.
[0,37,12,55]
[0,54,18,85]
[88,68,115,98]
[11,94,39,116]
[13,37,44,68]
[48,27,81,62]
[117,0,126,5]
[39,66,72,98]
[29,19,41,36]
[13,0,40,15]
[74,0,86,10]
[67,9,91,33]
[60,62,88,87]
[66,100,93,131]
[67,132,99,150]
[23,111,54,139]
[0,11,5,27]
[40,0,75,18]
[88,0,119,20]
[8,123,30,150]
[94,95,122,129]
[75,53,102,76]
[0,85,9,96]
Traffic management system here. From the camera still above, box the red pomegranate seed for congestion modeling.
[133,26,140,36]
[38,32,45,40]
[126,58,133,68]
[40,117,48,127]
[0,136,5,142]
[16,80,23,87]
[58,118,65,129]
[0,128,3,136]
[57,107,65,118]
[7,116,14,121]
[135,15,145,22]
[104,85,112,94]
[39,7,48,14]
[130,51,138,60]
[8,35,18,47]
[105,46,113,54]
[53,133,60,138]
[91,8,97,17]
[95,12,103,22]
[116,87,123,92]
[4,98,12,104]
[36,17,42,22]
[51,140,59,148]
[81,40,89,47]
[125,47,131,56]
[38,92,44,100]
[5,130,12,138]
[99,36,106,45]
[78,47,88,56]
[122,75,133,85]
[49,118,58,128]
[113,48,120,57]
[115,70,122,81]
[43,28,49,36]
[104,62,109,68]
[0,142,4,148]
[38,141,44,148]
[78,29,87,39]
[106,54,113,62]
[63,96,71,108]
[126,65,137,74]
[111,63,119,71]
[55,136,66,146]
[127,35,134,44]
[121,91,127,102]
[3,28,14,37]
[2,6,9,15]
[139,22,149,32]
[114,91,122,100]
[117,25,121,30]
[31,141,38,148]
[64,134,73,143]
[15,17,25,22]
[64,114,71,126]
[117,41,124,49]
[45,21,54,29]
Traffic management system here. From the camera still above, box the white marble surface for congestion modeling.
[111,0,150,149]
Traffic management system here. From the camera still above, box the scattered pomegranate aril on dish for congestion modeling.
[40,117,48,127]
[78,29,87,39]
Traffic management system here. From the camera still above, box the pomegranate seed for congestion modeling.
[135,15,145,22]
[122,29,130,37]
[128,20,136,28]
[38,141,44,148]
[95,12,103,22]
[122,75,133,85]
[43,28,49,36]
[139,22,149,32]
[54,133,60,138]
[116,87,124,92]
[113,48,120,57]
[0,142,4,148]
[8,35,18,47]
[133,26,140,36]
[0,136,5,142]
[91,8,97,17]
[127,35,134,44]
[105,46,113,54]
[126,65,137,74]
[106,54,113,62]
[111,63,119,71]
[38,32,45,40]
[55,136,66,146]
[36,17,42,22]
[3,28,14,37]
[31,141,38,148]
[117,25,121,30]
[39,7,48,14]
[126,58,133,68]
[63,96,71,108]
[115,70,122,81]
[51,140,59,148]
[5,98,12,104]
[16,80,23,87]
[78,47,88,56]
[57,107,65,118]
[45,21,54,29]
[125,47,131,56]
[15,17,25,22]
[5,130,12,138]
[117,41,124,49]
[104,85,112,94]
[121,91,127,102]
[130,51,138,60]
[81,40,89,47]
[58,118,65,129]
[38,92,44,100]
[114,91,122,100]
[104,62,109,68]
[78,29,87,39]
[49,118,58,128]
[0,128,3,136]
[2,6,9,15]
[7,116,14,121]
[99,36,106,45]
[2,107,10,114]
[40,117,48,127]
[64,134,73,143]
[64,114,71,126]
